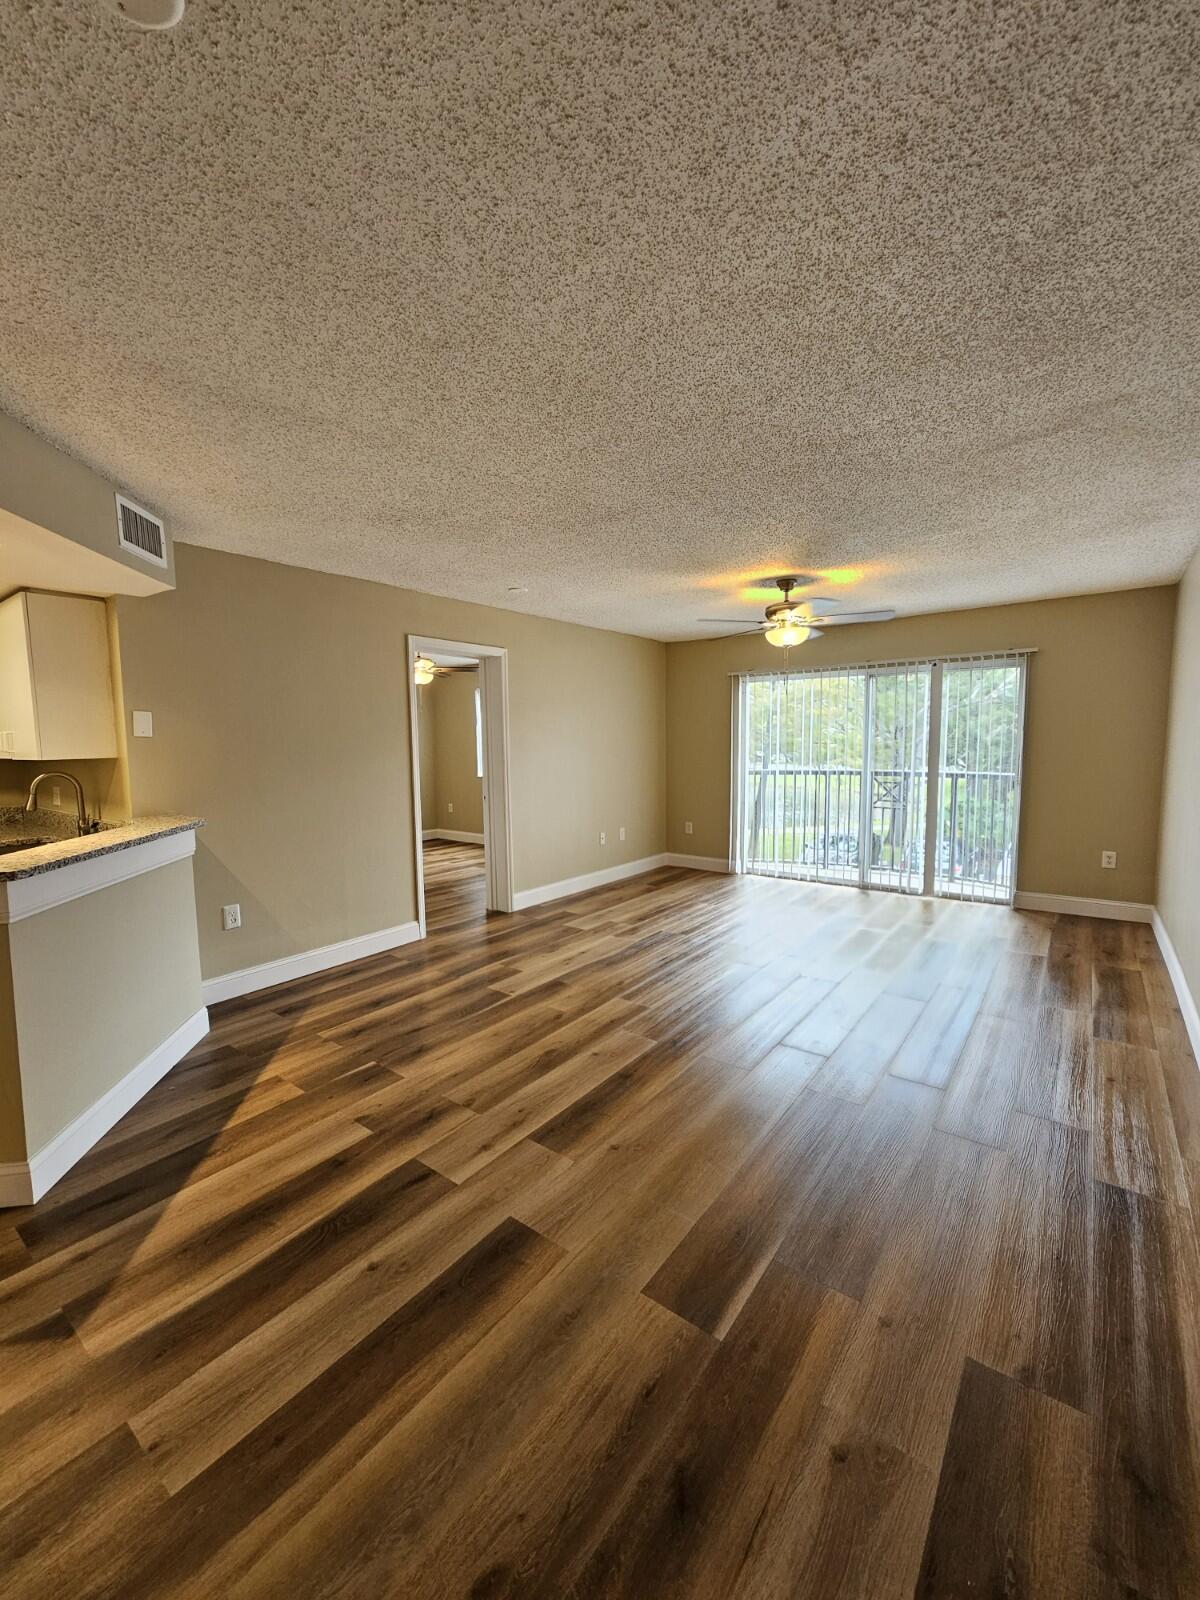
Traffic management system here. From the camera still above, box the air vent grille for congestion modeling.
[115,493,168,567]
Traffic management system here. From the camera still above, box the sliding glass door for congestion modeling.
[934,658,1026,902]
[733,654,1026,902]
[864,664,931,893]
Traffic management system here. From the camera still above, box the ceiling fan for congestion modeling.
[413,656,478,684]
[699,574,896,647]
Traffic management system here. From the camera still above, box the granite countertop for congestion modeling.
[0,812,204,880]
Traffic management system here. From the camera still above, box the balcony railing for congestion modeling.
[742,763,1017,896]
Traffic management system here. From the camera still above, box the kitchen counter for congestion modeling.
[0,813,204,880]
[0,808,207,1205]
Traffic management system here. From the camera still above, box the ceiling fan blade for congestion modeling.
[697,617,767,626]
[794,597,842,616]
[816,609,897,626]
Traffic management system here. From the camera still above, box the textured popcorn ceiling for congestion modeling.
[1,2,1197,640]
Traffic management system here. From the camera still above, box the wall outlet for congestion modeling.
[1101,850,1117,870]
[221,903,242,931]
[684,820,694,835]
[619,826,626,841]
[599,830,607,846]
[132,710,154,738]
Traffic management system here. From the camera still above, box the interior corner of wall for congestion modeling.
[104,598,134,820]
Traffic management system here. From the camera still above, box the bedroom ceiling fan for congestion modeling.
[413,656,478,684]
[699,575,896,647]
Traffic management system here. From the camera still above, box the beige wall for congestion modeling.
[430,670,484,835]
[115,543,667,980]
[0,757,126,821]
[1158,550,1200,1008]
[0,412,175,590]
[1,857,202,1161]
[667,585,1176,905]
[417,681,437,822]
[415,673,484,836]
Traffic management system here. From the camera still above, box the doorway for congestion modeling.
[407,634,514,938]
[731,653,1028,904]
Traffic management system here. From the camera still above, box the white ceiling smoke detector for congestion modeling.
[98,0,186,30]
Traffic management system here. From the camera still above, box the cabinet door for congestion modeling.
[25,593,118,759]
[0,593,39,758]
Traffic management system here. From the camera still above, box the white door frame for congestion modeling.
[407,634,515,936]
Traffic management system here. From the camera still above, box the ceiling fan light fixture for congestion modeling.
[413,656,436,684]
[764,621,811,647]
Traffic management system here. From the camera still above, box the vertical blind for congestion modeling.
[935,656,1027,903]
[731,652,1029,903]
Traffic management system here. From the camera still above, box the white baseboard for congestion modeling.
[513,854,669,911]
[426,829,484,845]
[1152,910,1200,1065]
[202,920,422,1005]
[664,852,731,873]
[1012,891,1154,921]
[0,1005,210,1207]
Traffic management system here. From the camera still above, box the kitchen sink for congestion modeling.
[0,837,53,856]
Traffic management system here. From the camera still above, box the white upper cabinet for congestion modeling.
[0,591,118,760]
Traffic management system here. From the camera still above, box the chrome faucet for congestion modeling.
[25,772,100,837]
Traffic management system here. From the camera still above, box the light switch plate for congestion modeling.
[132,710,154,738]
[1101,850,1117,869]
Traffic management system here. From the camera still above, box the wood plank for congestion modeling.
[643,1088,860,1336]
[441,994,643,1111]
[1092,1182,1200,1598]
[779,1076,940,1300]
[526,1037,702,1157]
[889,982,982,1088]
[420,1028,654,1182]
[0,1115,372,1339]
[225,1211,716,1599]
[982,950,1047,1019]
[1015,1003,1093,1129]
[915,1358,1091,1598]
[112,1218,566,1597]
[809,990,925,1101]
[67,1148,456,1357]
[1091,919,1141,970]
[1093,1040,1190,1204]
[1043,941,1093,1012]
[936,1010,1024,1147]
[1093,964,1156,1048]
[975,1112,1091,1411]
[824,1129,1007,1469]
[0,1425,168,1600]
[784,966,891,1057]
[128,1141,568,1491]
[564,1258,858,1599]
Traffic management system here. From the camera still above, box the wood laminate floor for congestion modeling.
[4,845,1200,1597]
